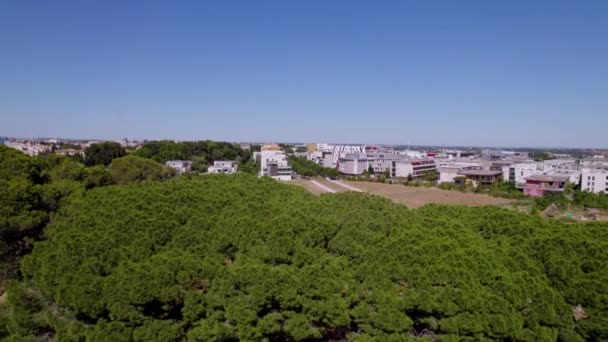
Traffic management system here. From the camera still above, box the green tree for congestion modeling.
[108,155,174,185]
[84,142,126,166]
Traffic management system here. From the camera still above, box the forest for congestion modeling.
[0,144,606,341]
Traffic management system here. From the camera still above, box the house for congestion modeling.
[523,175,569,197]
[581,168,608,194]
[165,160,193,173]
[208,160,238,174]
[456,168,503,187]
[436,161,483,184]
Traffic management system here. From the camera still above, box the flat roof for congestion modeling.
[525,175,569,182]
[458,169,502,176]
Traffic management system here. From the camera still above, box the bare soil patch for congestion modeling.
[345,181,514,208]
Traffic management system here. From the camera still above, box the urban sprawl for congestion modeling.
[4,136,608,197]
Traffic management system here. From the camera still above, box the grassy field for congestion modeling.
[290,178,514,208]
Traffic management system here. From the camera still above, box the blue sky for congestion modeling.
[1,0,607,148]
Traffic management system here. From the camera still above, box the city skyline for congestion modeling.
[2,1,608,148]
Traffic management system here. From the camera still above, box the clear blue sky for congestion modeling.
[1,1,607,148]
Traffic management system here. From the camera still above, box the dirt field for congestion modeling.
[344,181,513,208]
[288,178,345,195]
[289,178,513,208]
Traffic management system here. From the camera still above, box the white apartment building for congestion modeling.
[308,144,366,168]
[366,153,408,174]
[543,159,578,172]
[582,159,608,168]
[581,168,608,194]
[208,160,238,174]
[166,160,193,173]
[6,142,50,156]
[259,145,292,181]
[506,162,544,185]
[338,154,368,175]
[391,159,436,179]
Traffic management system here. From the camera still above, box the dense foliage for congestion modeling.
[289,157,338,177]
[0,146,86,280]
[84,142,126,166]
[1,174,606,341]
[0,146,171,281]
[132,140,251,172]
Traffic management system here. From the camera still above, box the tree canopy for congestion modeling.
[1,173,606,341]
[132,140,251,172]
[289,156,338,177]
[84,142,126,166]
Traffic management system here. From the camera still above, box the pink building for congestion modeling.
[523,175,569,197]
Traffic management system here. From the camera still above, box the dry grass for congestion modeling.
[290,178,514,208]
[347,182,513,208]
[345,181,513,208]
[287,178,344,195]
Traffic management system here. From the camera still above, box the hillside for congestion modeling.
[2,174,607,341]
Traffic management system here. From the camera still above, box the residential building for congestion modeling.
[260,145,292,180]
[481,149,531,160]
[166,160,193,174]
[456,169,503,187]
[338,154,368,175]
[307,144,366,168]
[508,162,544,185]
[391,159,436,179]
[581,168,608,194]
[366,153,408,174]
[523,175,569,197]
[208,160,238,174]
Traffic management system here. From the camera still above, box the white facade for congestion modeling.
[208,160,238,174]
[260,148,292,181]
[6,142,50,156]
[308,144,366,168]
[391,159,436,179]
[510,162,544,185]
[437,161,482,184]
[582,168,608,194]
[543,159,577,172]
[166,160,193,173]
[366,153,408,174]
[338,154,368,175]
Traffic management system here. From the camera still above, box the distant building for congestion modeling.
[481,149,531,160]
[166,160,193,173]
[260,145,292,180]
[523,175,569,197]
[55,149,83,156]
[366,153,408,174]
[6,141,50,156]
[308,144,366,168]
[581,168,608,194]
[208,160,238,174]
[338,154,368,175]
[391,159,437,179]
[506,162,544,185]
[456,169,503,187]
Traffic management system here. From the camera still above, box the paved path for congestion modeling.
[311,180,337,193]
[325,178,363,192]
